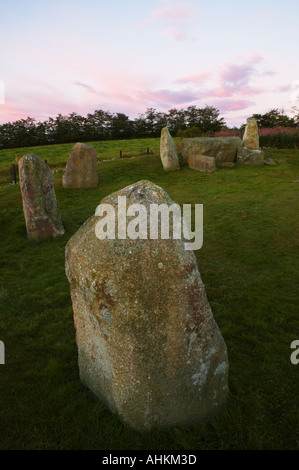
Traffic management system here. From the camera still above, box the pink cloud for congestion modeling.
[238,87,264,96]
[176,71,212,85]
[72,82,97,93]
[176,54,269,102]
[137,1,200,42]
[212,85,264,98]
[135,88,199,108]
[211,99,255,112]
[138,1,196,25]
[219,63,257,85]
[277,84,292,92]
[247,53,265,64]
[161,26,196,42]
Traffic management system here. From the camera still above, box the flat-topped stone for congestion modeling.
[237,148,264,166]
[188,155,217,173]
[180,136,242,165]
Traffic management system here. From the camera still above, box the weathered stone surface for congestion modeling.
[65,179,229,432]
[160,127,180,171]
[237,148,264,166]
[264,158,277,166]
[62,142,98,188]
[180,136,242,165]
[242,118,259,149]
[188,155,217,173]
[19,154,65,242]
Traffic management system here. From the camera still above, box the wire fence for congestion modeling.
[3,147,153,186]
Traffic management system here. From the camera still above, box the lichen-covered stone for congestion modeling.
[237,147,264,166]
[242,118,259,149]
[160,127,180,171]
[65,180,229,431]
[19,154,65,242]
[188,155,217,173]
[62,142,98,188]
[180,136,242,165]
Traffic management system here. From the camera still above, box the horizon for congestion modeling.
[0,0,298,128]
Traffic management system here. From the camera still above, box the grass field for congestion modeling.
[0,138,168,185]
[0,139,298,450]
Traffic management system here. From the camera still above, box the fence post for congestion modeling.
[147,147,149,155]
[120,150,122,158]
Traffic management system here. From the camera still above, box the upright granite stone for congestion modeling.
[19,154,65,242]
[62,142,98,188]
[242,118,259,149]
[160,127,180,171]
[65,180,229,431]
[188,155,217,173]
[180,136,242,165]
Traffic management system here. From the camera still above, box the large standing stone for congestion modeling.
[62,142,98,188]
[242,118,259,149]
[65,180,229,431]
[19,154,65,242]
[180,136,242,165]
[160,127,180,171]
[188,155,217,173]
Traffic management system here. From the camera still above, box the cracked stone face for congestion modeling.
[65,179,229,431]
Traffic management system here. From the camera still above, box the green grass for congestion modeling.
[0,142,298,450]
[0,137,179,185]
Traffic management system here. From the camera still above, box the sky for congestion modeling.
[0,0,298,127]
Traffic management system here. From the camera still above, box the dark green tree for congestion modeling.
[251,109,297,128]
[166,108,186,135]
[110,113,134,139]
[85,109,113,140]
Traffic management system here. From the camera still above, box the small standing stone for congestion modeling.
[237,148,264,166]
[62,142,98,188]
[160,127,180,171]
[188,155,217,173]
[19,154,65,242]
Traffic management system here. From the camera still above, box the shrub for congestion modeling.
[260,132,299,149]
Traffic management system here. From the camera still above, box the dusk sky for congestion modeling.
[0,0,298,127]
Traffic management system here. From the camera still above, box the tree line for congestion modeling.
[0,105,297,149]
[0,106,225,149]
